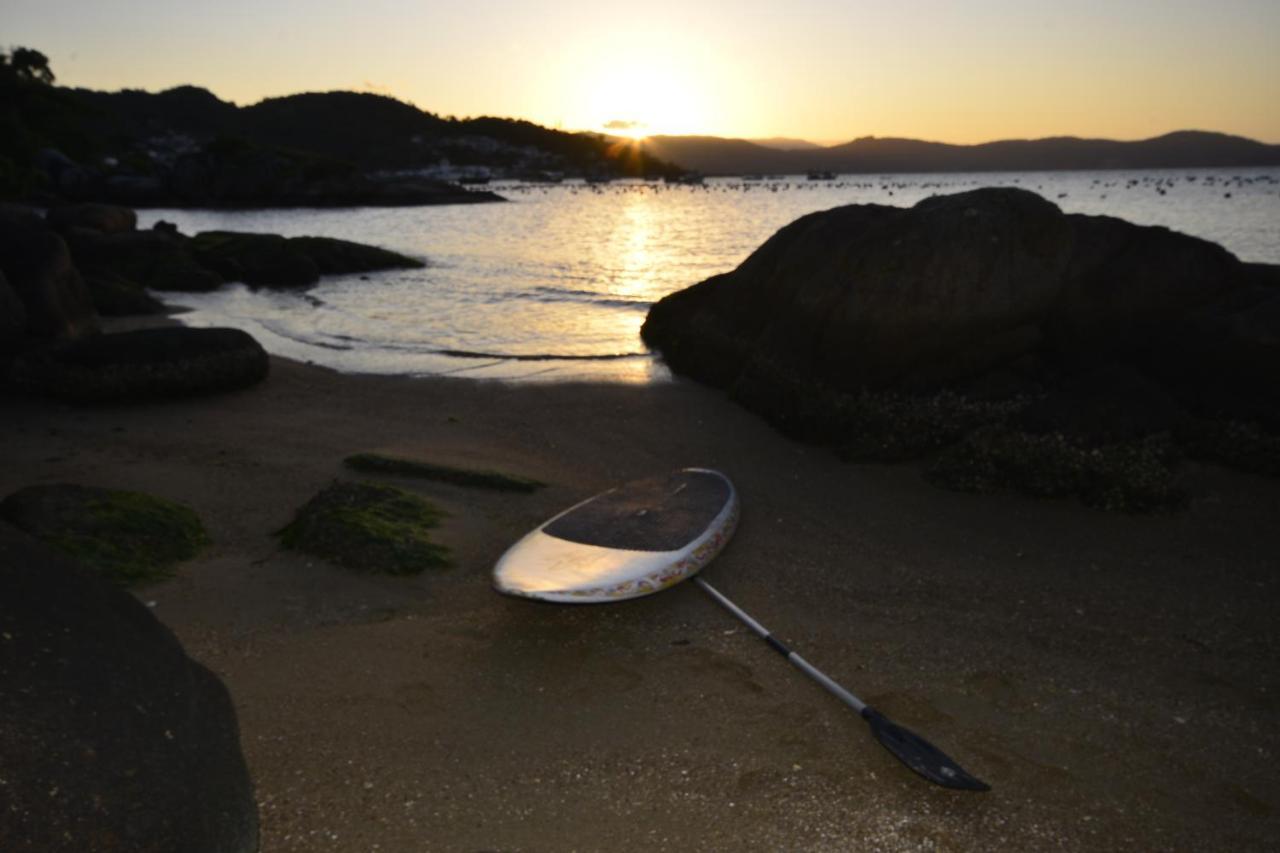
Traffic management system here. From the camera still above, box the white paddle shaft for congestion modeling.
[694,578,868,714]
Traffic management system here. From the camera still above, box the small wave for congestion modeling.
[257,321,355,350]
[254,320,644,362]
[437,348,648,362]
[509,286,653,311]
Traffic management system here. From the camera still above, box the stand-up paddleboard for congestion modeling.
[494,468,738,603]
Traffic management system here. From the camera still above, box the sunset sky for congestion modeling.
[7,0,1280,144]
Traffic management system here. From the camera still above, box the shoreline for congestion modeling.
[3,352,1278,849]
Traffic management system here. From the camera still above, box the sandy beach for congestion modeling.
[3,349,1278,852]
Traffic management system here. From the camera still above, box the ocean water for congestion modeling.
[142,167,1280,383]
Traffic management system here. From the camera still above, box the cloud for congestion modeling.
[604,119,647,131]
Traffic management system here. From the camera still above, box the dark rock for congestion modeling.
[65,228,223,293]
[288,236,425,274]
[99,174,167,207]
[153,219,181,236]
[1017,366,1189,442]
[46,203,138,235]
[191,231,319,288]
[82,272,168,316]
[33,147,89,196]
[1140,290,1280,429]
[8,326,269,402]
[0,202,45,230]
[1046,214,1245,360]
[1243,262,1280,290]
[644,189,1073,393]
[0,484,209,586]
[279,480,450,574]
[0,524,258,852]
[0,269,27,353]
[0,222,98,340]
[643,187,1270,437]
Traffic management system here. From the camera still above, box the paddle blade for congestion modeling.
[862,708,990,791]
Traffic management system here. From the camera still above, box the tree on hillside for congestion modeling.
[2,47,55,85]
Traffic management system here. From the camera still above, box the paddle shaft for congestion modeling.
[694,577,867,714]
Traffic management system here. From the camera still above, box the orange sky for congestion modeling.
[7,0,1280,144]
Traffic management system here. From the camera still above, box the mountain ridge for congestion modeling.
[643,130,1280,175]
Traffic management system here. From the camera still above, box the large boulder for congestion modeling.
[0,203,45,230]
[64,228,223,294]
[1046,213,1246,358]
[8,326,269,402]
[0,524,258,852]
[46,203,138,235]
[642,188,1272,427]
[644,189,1075,392]
[0,221,98,340]
[191,231,319,288]
[0,269,27,353]
[81,271,168,316]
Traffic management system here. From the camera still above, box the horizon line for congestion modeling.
[58,80,1280,149]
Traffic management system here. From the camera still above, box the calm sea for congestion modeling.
[142,168,1280,383]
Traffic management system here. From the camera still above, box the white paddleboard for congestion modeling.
[494,468,738,603]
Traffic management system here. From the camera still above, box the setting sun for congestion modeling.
[580,54,714,138]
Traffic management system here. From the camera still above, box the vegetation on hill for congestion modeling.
[0,46,681,205]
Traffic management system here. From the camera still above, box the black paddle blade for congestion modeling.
[862,708,990,791]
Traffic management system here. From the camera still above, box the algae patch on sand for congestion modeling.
[279,480,450,574]
[343,452,545,493]
[0,484,209,585]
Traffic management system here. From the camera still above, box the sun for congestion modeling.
[583,60,707,138]
[603,120,649,140]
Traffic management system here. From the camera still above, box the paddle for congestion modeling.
[694,577,990,791]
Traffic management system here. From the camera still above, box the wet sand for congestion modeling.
[2,354,1278,851]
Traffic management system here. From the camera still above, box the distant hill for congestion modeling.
[644,131,1280,175]
[66,86,679,175]
[1,51,684,202]
[748,137,822,151]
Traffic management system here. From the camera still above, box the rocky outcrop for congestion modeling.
[65,227,224,293]
[0,524,258,852]
[190,231,319,288]
[9,326,269,402]
[642,188,1278,430]
[0,269,27,353]
[80,271,168,316]
[190,231,426,288]
[0,217,98,340]
[46,202,138,235]
[288,236,426,275]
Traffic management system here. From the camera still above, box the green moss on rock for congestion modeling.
[0,484,208,585]
[343,452,544,492]
[927,427,1186,512]
[279,480,450,574]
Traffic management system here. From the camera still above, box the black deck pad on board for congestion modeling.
[544,470,730,552]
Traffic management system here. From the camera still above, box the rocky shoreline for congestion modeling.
[0,200,426,402]
[2,187,1279,849]
[643,187,1280,509]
